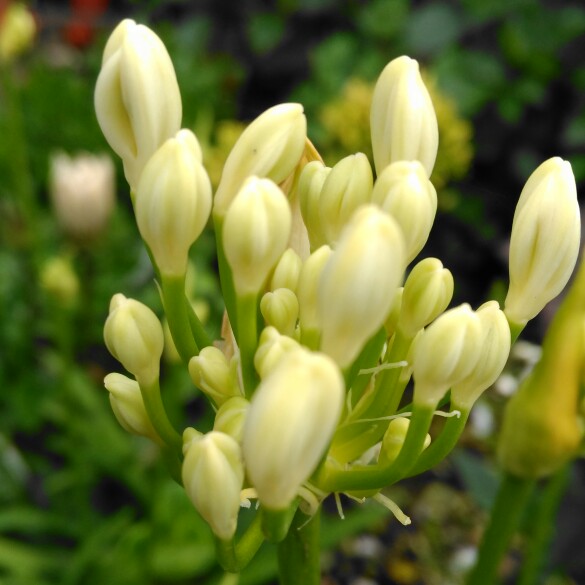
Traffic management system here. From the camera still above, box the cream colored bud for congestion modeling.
[49,152,116,241]
[379,417,430,465]
[318,205,405,368]
[104,294,164,384]
[319,153,374,245]
[182,431,244,540]
[372,161,437,263]
[223,177,292,295]
[505,158,580,325]
[135,130,212,276]
[398,258,454,338]
[370,56,438,177]
[254,326,301,379]
[451,301,511,410]
[95,19,182,190]
[214,104,307,217]
[298,161,331,250]
[260,289,299,337]
[412,304,482,408]
[189,346,240,407]
[270,248,303,293]
[213,397,250,444]
[104,373,158,441]
[297,245,333,334]
[0,2,36,62]
[242,349,344,510]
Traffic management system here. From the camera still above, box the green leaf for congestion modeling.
[356,0,409,41]
[451,449,500,511]
[247,13,286,55]
[405,2,463,56]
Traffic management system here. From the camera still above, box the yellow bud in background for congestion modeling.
[379,417,431,465]
[242,349,344,510]
[49,152,116,241]
[254,326,301,378]
[398,258,453,338]
[260,289,299,338]
[412,304,482,408]
[372,161,437,264]
[370,56,438,177]
[182,431,244,540]
[135,130,212,277]
[318,205,405,368]
[270,248,303,293]
[95,19,182,191]
[104,373,159,442]
[451,301,511,411]
[0,2,36,62]
[188,346,241,407]
[223,177,292,296]
[104,294,164,384]
[318,153,374,245]
[214,104,307,217]
[298,160,331,250]
[505,157,580,325]
[213,397,250,444]
[39,256,80,309]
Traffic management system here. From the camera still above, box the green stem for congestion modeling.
[261,501,299,543]
[466,472,536,585]
[277,508,321,585]
[214,214,238,337]
[186,297,212,349]
[161,274,200,362]
[236,293,260,397]
[216,512,265,573]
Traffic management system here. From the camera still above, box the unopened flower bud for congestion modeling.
[298,161,331,250]
[260,289,299,337]
[319,153,374,245]
[214,104,307,217]
[372,161,437,263]
[505,157,580,325]
[412,304,482,408]
[213,397,250,444]
[104,294,164,384]
[49,152,116,241]
[40,256,80,308]
[189,346,240,407]
[0,2,36,62]
[318,205,405,368]
[104,373,158,441]
[242,349,344,510]
[254,326,301,378]
[451,301,511,411]
[270,248,303,293]
[223,177,292,296]
[95,19,182,190]
[398,258,453,338]
[135,130,212,277]
[182,431,244,540]
[370,56,438,177]
[379,417,430,465]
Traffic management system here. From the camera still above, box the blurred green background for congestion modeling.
[1,0,584,583]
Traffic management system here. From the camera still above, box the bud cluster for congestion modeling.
[95,19,581,555]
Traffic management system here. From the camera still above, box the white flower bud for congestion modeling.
[412,304,483,408]
[189,346,240,407]
[398,258,453,338]
[135,129,212,277]
[451,301,511,410]
[270,248,303,293]
[94,19,182,190]
[370,56,438,177]
[505,158,580,325]
[260,288,299,337]
[182,431,244,540]
[372,161,437,263]
[318,205,405,368]
[253,326,301,379]
[298,160,331,250]
[213,396,250,444]
[214,104,307,217]
[104,294,164,384]
[223,177,292,296]
[104,373,158,441]
[242,349,344,510]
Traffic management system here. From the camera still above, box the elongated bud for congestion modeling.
[214,104,307,217]
[319,153,373,245]
[254,326,301,378]
[505,157,580,325]
[104,373,159,441]
[242,349,344,510]
[412,304,482,408]
[135,130,212,277]
[189,346,240,407]
[298,161,331,250]
[182,431,244,540]
[379,417,431,465]
[213,397,250,444]
[398,258,453,338]
[318,205,405,368]
[223,177,292,296]
[451,301,511,410]
[270,248,303,292]
[95,19,181,191]
[104,294,164,384]
[370,56,438,177]
[260,289,299,337]
[372,161,437,263]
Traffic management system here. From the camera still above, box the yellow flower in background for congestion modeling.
[0,2,36,63]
